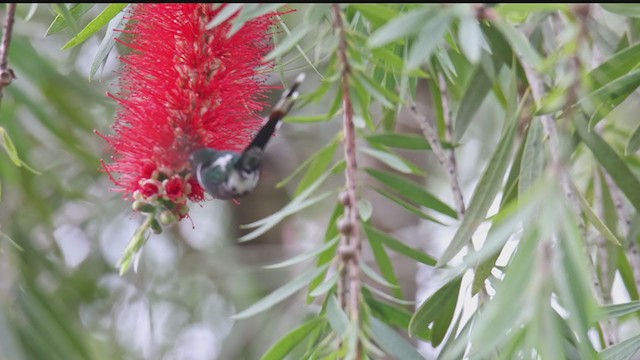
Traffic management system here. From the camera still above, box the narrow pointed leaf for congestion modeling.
[360,147,413,174]
[52,3,80,34]
[368,8,433,48]
[206,4,243,29]
[574,185,622,246]
[264,236,339,269]
[326,295,349,336]
[574,117,640,214]
[239,191,334,242]
[366,168,457,219]
[89,6,128,81]
[409,277,461,344]
[438,117,519,266]
[367,225,403,299]
[372,187,445,225]
[62,4,128,50]
[454,64,492,141]
[625,121,640,155]
[406,11,453,70]
[519,119,545,195]
[265,24,312,61]
[598,334,640,360]
[366,133,432,150]
[260,317,326,360]
[593,300,640,322]
[232,264,329,319]
[371,317,425,360]
[363,223,437,266]
[601,4,640,18]
[46,3,94,35]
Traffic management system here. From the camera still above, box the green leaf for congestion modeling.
[308,272,338,298]
[260,317,326,360]
[284,114,338,123]
[353,72,402,109]
[367,224,404,299]
[587,42,640,91]
[350,4,398,28]
[360,260,399,289]
[247,170,332,230]
[593,300,640,322]
[326,295,349,336]
[495,3,569,14]
[360,148,412,174]
[618,248,640,301]
[406,10,453,70]
[625,121,640,155]
[265,24,312,61]
[574,185,622,246]
[598,334,640,360]
[453,64,492,141]
[366,168,457,219]
[206,4,243,29]
[227,3,283,36]
[307,204,343,301]
[233,264,330,319]
[372,187,446,225]
[263,237,339,269]
[458,16,485,64]
[363,223,437,266]
[277,135,339,188]
[438,115,519,266]
[409,277,461,345]
[519,119,545,196]
[601,4,640,18]
[365,291,431,342]
[46,4,94,35]
[366,133,434,150]
[89,5,128,81]
[295,138,339,196]
[556,209,598,359]
[573,116,640,214]
[492,18,542,69]
[583,69,640,128]
[358,199,373,222]
[24,3,39,22]
[62,4,128,50]
[368,7,433,48]
[239,191,334,242]
[371,317,425,360]
[0,127,41,175]
[52,3,80,34]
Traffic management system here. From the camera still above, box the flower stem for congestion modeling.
[0,3,17,109]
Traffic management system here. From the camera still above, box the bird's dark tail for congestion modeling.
[236,73,305,171]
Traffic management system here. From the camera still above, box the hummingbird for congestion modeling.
[190,73,305,200]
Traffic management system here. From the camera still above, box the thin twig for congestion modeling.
[409,98,465,219]
[0,3,17,108]
[439,73,466,218]
[332,3,362,357]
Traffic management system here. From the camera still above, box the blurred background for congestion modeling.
[1,3,639,360]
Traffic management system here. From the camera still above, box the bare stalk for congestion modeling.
[409,78,465,220]
[0,3,17,108]
[332,3,362,356]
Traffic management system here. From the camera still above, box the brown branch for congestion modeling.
[332,3,362,357]
[0,3,17,108]
[409,90,465,220]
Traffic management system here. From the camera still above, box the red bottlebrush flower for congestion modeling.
[163,176,185,202]
[100,3,280,221]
